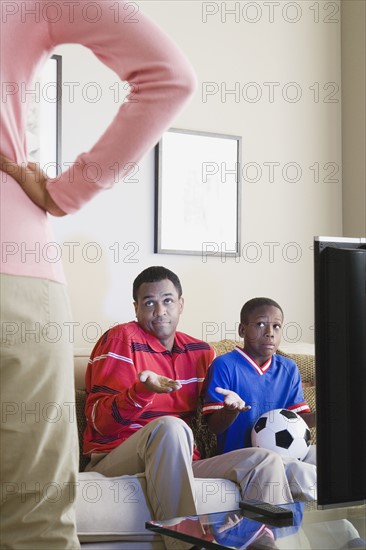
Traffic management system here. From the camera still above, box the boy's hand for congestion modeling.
[139,370,182,393]
[0,153,66,217]
[215,387,251,412]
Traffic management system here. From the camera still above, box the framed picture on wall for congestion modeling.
[154,128,242,256]
[26,54,62,178]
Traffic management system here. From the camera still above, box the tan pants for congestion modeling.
[87,416,295,550]
[0,274,80,549]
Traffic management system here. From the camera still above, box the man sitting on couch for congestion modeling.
[83,266,295,550]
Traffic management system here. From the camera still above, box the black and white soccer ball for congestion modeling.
[251,408,311,460]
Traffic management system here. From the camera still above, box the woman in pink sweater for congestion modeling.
[0,2,196,547]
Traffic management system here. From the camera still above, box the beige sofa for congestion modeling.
[74,339,316,549]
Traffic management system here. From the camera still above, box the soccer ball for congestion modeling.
[251,408,311,460]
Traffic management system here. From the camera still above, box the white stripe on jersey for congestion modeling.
[290,403,311,413]
[91,400,103,435]
[89,352,134,366]
[202,404,223,412]
[234,347,272,374]
[177,377,205,385]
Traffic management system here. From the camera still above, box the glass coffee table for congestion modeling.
[146,501,366,549]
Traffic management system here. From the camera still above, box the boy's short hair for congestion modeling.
[240,297,284,324]
[133,266,182,301]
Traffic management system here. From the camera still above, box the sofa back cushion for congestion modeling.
[75,340,316,471]
[76,390,90,472]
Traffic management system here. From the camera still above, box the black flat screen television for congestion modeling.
[314,236,366,508]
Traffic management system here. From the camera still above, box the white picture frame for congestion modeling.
[154,128,241,256]
[26,55,62,177]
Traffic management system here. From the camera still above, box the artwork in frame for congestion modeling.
[26,54,62,178]
[154,128,242,256]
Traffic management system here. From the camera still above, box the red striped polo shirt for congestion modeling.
[83,321,215,458]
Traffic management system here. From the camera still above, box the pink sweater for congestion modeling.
[0,0,196,282]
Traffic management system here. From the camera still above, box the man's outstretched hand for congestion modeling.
[139,370,182,393]
[0,153,66,217]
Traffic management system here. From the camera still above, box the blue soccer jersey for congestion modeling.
[202,348,310,453]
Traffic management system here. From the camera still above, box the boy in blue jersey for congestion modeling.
[203,297,317,501]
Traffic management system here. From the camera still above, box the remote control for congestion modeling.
[239,501,294,519]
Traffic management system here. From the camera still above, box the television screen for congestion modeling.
[314,236,366,508]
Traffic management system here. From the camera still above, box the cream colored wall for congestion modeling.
[50,0,343,349]
[341,0,366,237]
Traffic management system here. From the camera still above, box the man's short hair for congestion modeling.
[240,297,283,324]
[133,266,183,301]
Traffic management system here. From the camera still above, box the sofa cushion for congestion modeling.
[76,471,240,543]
